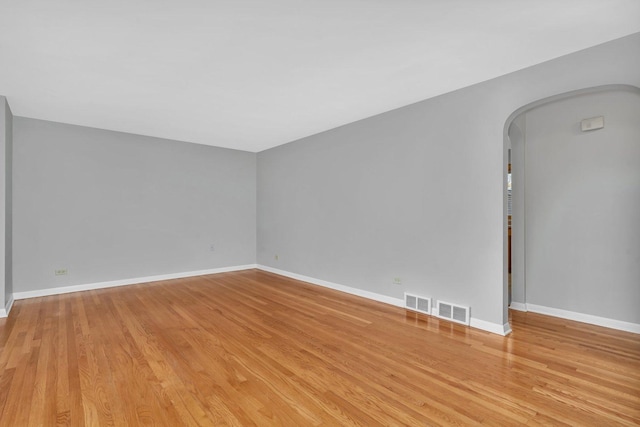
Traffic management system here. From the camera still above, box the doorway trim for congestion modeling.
[502,84,640,333]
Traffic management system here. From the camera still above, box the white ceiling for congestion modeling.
[1,1,639,152]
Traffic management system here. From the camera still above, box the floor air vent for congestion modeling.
[435,300,470,325]
[404,293,431,315]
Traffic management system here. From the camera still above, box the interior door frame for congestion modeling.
[502,84,640,316]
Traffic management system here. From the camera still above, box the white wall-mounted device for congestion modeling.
[580,116,604,132]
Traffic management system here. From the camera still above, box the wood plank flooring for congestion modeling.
[0,269,638,426]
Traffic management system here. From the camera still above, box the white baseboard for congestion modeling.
[9,263,517,336]
[509,301,527,312]
[525,303,640,334]
[257,265,404,307]
[0,295,14,318]
[12,264,258,301]
[470,318,512,336]
[257,264,510,336]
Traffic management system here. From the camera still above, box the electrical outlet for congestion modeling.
[55,268,68,276]
[393,277,402,285]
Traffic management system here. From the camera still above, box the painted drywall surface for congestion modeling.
[13,118,256,292]
[258,33,640,326]
[0,96,13,309]
[523,90,640,323]
[0,97,7,306]
[509,115,526,306]
[3,98,13,306]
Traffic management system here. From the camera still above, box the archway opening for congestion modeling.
[503,84,640,333]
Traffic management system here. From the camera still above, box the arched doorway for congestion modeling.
[504,84,640,333]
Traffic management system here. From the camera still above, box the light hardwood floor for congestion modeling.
[0,269,638,426]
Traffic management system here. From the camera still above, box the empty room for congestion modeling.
[1,1,639,425]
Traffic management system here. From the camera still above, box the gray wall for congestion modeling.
[515,89,640,323]
[13,118,256,293]
[4,99,13,305]
[508,114,526,306]
[0,96,13,308]
[257,33,640,327]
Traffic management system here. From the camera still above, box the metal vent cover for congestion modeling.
[436,300,470,325]
[453,306,468,323]
[404,293,431,315]
[439,302,452,319]
[417,297,430,313]
[405,294,417,310]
